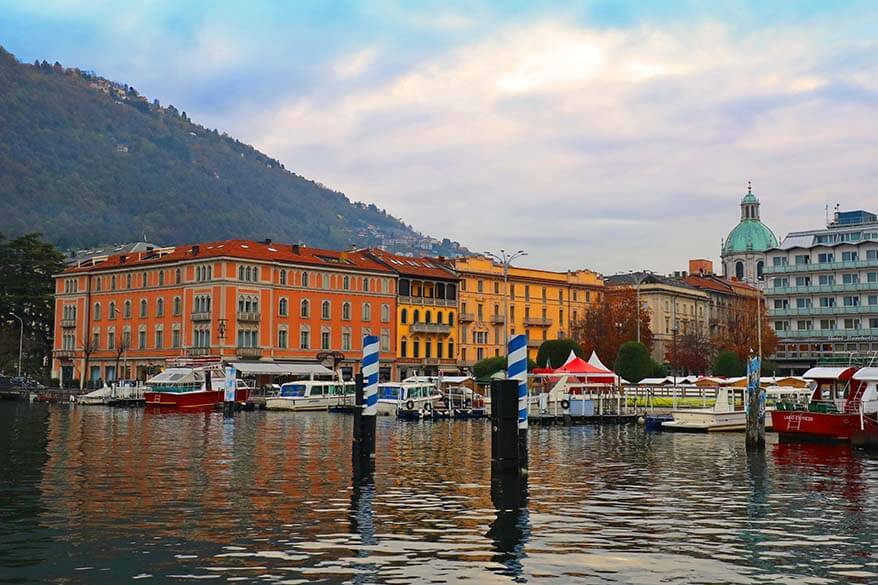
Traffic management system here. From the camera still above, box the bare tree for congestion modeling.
[113,338,129,382]
[79,334,99,390]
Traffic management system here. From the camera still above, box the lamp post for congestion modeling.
[629,271,650,344]
[483,249,527,349]
[10,313,23,377]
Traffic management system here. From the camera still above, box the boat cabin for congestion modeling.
[279,380,354,398]
[802,366,858,413]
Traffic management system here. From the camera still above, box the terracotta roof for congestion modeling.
[63,239,395,274]
[683,274,761,297]
[365,249,458,280]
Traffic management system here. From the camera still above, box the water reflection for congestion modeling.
[2,403,878,583]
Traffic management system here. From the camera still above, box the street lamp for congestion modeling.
[10,313,23,377]
[628,271,650,343]
[483,249,527,349]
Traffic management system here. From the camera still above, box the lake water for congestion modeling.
[1,401,877,584]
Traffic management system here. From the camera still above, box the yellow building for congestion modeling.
[451,256,603,366]
[366,250,459,378]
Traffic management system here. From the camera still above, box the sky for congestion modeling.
[2,1,877,275]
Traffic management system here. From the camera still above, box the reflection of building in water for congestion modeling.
[487,470,529,579]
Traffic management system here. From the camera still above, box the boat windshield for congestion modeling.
[280,384,307,397]
[153,382,201,394]
[379,386,402,400]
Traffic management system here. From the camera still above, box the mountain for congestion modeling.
[0,47,467,257]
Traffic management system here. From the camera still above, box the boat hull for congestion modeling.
[144,388,250,409]
[662,410,746,432]
[265,395,354,411]
[772,410,874,441]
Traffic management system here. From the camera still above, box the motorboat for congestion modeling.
[265,380,356,411]
[377,380,441,416]
[144,362,251,409]
[662,387,746,432]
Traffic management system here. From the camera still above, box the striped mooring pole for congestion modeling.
[353,335,379,461]
[507,334,529,468]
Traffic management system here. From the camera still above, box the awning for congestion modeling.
[229,362,335,376]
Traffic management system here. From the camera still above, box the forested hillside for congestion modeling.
[0,47,466,256]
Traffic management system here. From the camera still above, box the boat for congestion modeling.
[265,380,356,411]
[662,386,747,432]
[377,380,441,416]
[144,362,251,409]
[78,386,113,405]
[772,366,878,442]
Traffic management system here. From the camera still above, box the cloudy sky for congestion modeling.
[2,1,876,274]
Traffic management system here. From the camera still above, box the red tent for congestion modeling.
[550,351,617,385]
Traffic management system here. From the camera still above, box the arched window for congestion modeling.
[139,299,148,318]
[342,302,351,320]
[156,298,164,317]
[362,303,372,321]
[301,299,310,317]
[174,297,182,315]
[279,298,288,316]
[238,296,245,313]
[425,311,432,324]
[302,271,309,287]
[175,269,182,284]
[363,278,370,292]
[400,308,407,324]
[109,301,117,319]
[400,337,408,358]
[757,261,764,280]
[436,311,443,324]
[158,271,165,286]
[124,300,132,318]
[280,270,287,285]
[251,296,258,313]
[343,275,350,290]
[413,309,420,323]
[321,300,331,319]
[238,266,244,280]
[111,275,117,290]
[735,261,744,280]
[94,302,101,320]
[448,312,454,327]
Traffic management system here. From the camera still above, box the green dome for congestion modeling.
[741,192,759,205]
[723,220,778,254]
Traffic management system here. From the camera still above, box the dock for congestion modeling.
[528,413,639,426]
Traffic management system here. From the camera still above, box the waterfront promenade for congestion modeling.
[2,401,876,584]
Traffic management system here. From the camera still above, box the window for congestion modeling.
[321,329,331,350]
[842,251,858,262]
[94,277,102,292]
[301,299,310,318]
[302,272,310,287]
[126,274,132,289]
[477,280,484,293]
[413,340,420,358]
[425,310,432,324]
[818,253,834,263]
[109,301,117,319]
[139,299,148,318]
[124,300,132,319]
[735,262,744,280]
[844,296,860,307]
[172,328,181,348]
[381,304,390,322]
[94,302,101,320]
[494,282,500,294]
[774,299,789,309]
[401,308,408,324]
[92,331,100,349]
[413,309,420,323]
[280,270,287,285]
[107,330,115,350]
[819,297,835,308]
[138,328,147,349]
[399,279,410,296]
[158,271,165,286]
[795,276,811,287]
[343,275,350,290]
[300,328,310,349]
[436,311,443,324]
[425,340,432,358]
[279,298,288,316]
[868,250,878,261]
[363,278,370,292]
[142,271,148,287]
[278,329,288,349]
[111,275,117,290]
[448,313,454,326]
[842,273,859,284]
[819,275,835,285]
[525,285,530,301]
[342,302,351,320]
[175,268,182,284]
[868,272,878,283]
[772,256,788,266]
[400,337,408,357]
[869,295,878,306]
[794,254,810,265]
[757,261,764,280]
[342,329,352,351]
[321,300,331,320]
[796,320,813,331]
[380,330,390,352]
[796,298,811,309]
[155,328,164,349]
[156,298,164,317]
[820,319,837,330]
[844,318,862,330]
[362,303,372,321]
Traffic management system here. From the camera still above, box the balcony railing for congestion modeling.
[775,328,878,340]
[527,339,543,348]
[490,314,505,324]
[237,311,261,322]
[410,323,453,334]
[764,258,878,275]
[459,312,475,322]
[524,317,553,327]
[398,295,456,307]
[190,311,212,321]
[53,349,76,358]
[768,306,878,317]
[236,346,263,359]
[60,319,76,328]
[186,346,212,356]
[766,282,878,295]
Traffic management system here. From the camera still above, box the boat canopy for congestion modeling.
[148,368,202,384]
[803,366,857,381]
[229,362,334,376]
[852,367,878,381]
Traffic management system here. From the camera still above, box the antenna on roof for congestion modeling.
[747,180,752,194]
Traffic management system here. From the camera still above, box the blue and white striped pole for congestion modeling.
[508,334,528,431]
[362,335,379,417]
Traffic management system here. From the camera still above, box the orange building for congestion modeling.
[52,239,398,385]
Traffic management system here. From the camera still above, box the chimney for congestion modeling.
[262,238,272,245]
[291,243,300,254]
[191,245,200,255]
[119,254,127,264]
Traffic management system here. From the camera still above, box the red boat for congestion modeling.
[144,362,251,410]
[773,366,878,442]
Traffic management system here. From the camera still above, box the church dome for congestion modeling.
[722,184,778,255]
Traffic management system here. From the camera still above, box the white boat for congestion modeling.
[377,381,442,416]
[662,386,746,432]
[78,386,114,405]
[265,380,356,411]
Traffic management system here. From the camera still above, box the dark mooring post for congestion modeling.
[745,355,765,450]
[353,335,379,464]
[491,379,522,474]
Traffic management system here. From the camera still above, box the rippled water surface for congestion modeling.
[2,401,878,584]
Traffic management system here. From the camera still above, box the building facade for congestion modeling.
[366,250,459,378]
[53,239,398,385]
[721,184,778,286]
[764,209,878,372]
[682,259,762,342]
[451,256,603,366]
[605,272,710,364]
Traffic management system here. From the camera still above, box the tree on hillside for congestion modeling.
[614,341,653,383]
[715,296,777,365]
[713,350,744,377]
[535,339,583,369]
[0,233,65,381]
[572,288,653,367]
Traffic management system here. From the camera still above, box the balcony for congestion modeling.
[53,349,76,358]
[766,282,878,296]
[490,314,505,324]
[768,306,878,317]
[524,317,553,327]
[398,295,457,307]
[459,312,475,322]
[410,323,453,334]
[775,328,878,340]
[186,346,212,357]
[190,311,212,322]
[60,319,76,328]
[527,339,543,348]
[763,258,878,275]
[236,346,263,359]
[237,311,261,322]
